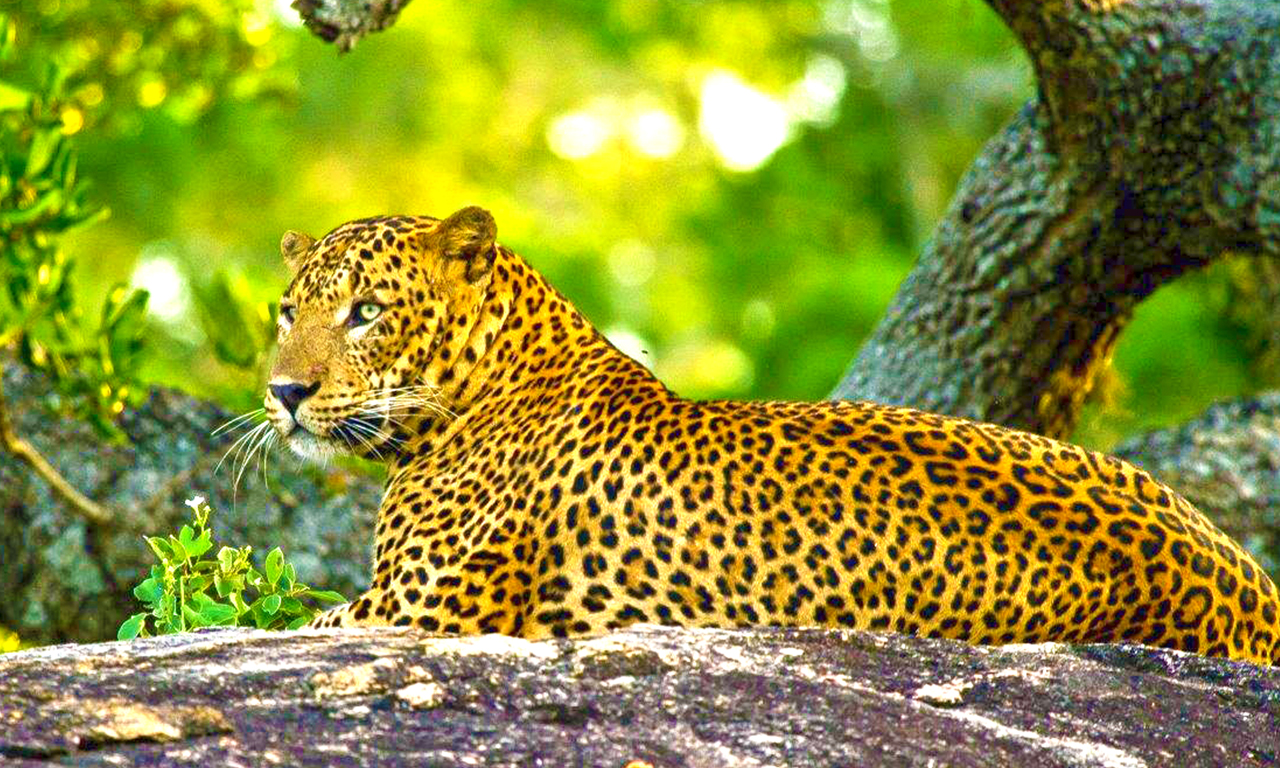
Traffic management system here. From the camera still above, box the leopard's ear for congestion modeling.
[279,230,316,274]
[429,206,497,284]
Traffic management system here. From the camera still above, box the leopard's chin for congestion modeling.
[283,425,346,462]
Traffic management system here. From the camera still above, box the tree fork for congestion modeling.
[833,0,1280,440]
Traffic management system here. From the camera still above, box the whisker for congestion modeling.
[234,422,274,494]
[353,415,403,450]
[216,420,268,477]
[258,429,277,489]
[211,408,266,438]
[340,418,384,461]
[367,391,457,420]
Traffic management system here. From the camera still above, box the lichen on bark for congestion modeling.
[291,0,413,52]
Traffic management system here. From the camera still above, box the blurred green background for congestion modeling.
[6,0,1277,450]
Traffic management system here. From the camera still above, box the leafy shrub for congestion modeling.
[118,496,346,639]
[0,13,148,442]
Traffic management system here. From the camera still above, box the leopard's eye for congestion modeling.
[279,305,297,325]
[350,301,383,326]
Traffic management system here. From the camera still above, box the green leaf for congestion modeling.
[0,15,16,63]
[197,602,237,624]
[286,616,311,630]
[188,592,214,610]
[264,547,283,587]
[306,590,348,604]
[217,546,238,573]
[177,524,212,560]
[101,285,149,339]
[5,188,64,225]
[132,577,162,604]
[249,604,271,628]
[145,536,172,562]
[24,129,60,179]
[187,530,213,560]
[185,573,214,594]
[117,613,147,641]
[261,593,282,615]
[161,612,184,634]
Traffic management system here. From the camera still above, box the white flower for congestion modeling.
[184,495,207,512]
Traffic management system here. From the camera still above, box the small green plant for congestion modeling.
[118,496,346,639]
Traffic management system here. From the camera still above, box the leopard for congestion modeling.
[264,205,1280,665]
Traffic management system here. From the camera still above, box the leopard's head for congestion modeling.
[266,206,498,461]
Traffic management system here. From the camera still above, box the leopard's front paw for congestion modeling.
[306,603,351,629]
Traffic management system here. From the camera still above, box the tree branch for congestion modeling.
[1112,393,1280,570]
[833,0,1280,440]
[0,365,113,527]
[291,0,413,52]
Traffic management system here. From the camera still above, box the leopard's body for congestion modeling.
[265,207,1280,664]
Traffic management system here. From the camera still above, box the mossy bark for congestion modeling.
[834,0,1280,440]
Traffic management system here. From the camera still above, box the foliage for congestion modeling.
[191,270,279,374]
[5,0,290,135]
[118,496,347,640]
[0,13,148,440]
[0,626,21,653]
[13,0,1263,450]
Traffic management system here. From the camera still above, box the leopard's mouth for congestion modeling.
[277,411,392,461]
[267,389,405,462]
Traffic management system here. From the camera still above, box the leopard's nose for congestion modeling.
[269,381,320,416]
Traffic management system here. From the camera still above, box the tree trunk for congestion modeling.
[834,0,1280,440]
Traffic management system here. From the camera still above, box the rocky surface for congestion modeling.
[0,625,1276,767]
[0,362,379,646]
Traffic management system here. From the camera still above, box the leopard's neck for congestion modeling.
[393,246,667,462]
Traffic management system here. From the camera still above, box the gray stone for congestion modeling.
[0,625,1275,767]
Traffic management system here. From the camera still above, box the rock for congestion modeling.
[1,625,1276,766]
[0,362,379,646]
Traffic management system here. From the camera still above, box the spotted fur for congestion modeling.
[264,207,1280,665]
